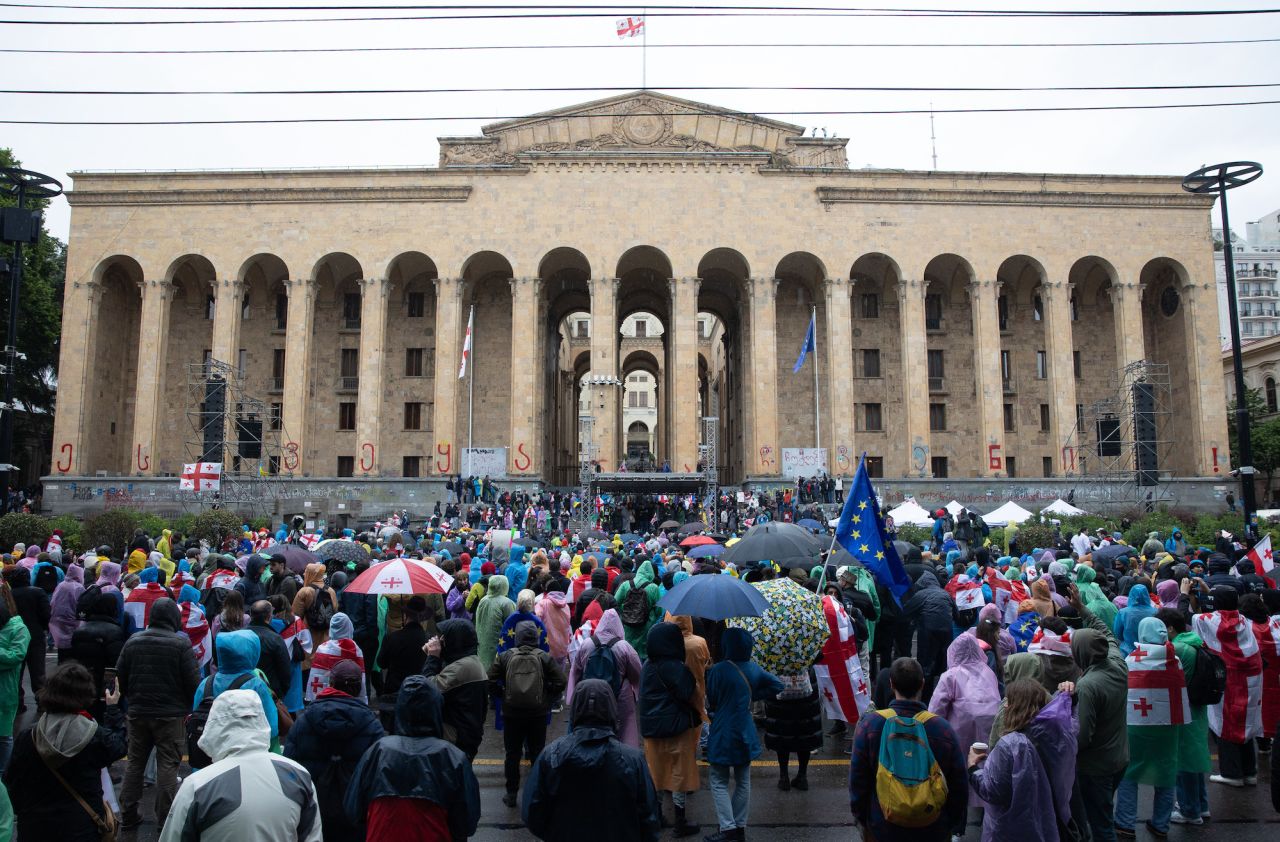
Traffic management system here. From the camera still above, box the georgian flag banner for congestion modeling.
[1125,641,1190,727]
[206,569,238,591]
[458,307,474,379]
[814,595,870,724]
[1253,614,1280,737]
[1247,534,1276,588]
[616,15,645,38]
[1194,609,1264,742]
[306,637,367,703]
[179,462,221,492]
[124,582,172,630]
[180,600,212,668]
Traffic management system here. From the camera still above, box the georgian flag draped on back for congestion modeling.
[1193,609,1264,742]
[306,637,366,703]
[814,594,869,724]
[281,616,313,663]
[124,582,171,631]
[206,569,238,591]
[180,600,212,668]
[1252,614,1280,738]
[1125,640,1190,727]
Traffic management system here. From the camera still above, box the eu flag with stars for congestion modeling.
[835,455,912,605]
[792,312,816,373]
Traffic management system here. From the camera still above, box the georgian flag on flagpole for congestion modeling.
[1194,608,1264,742]
[458,307,474,379]
[1247,534,1276,588]
[814,595,870,724]
[1125,641,1190,726]
[180,462,221,492]
[305,637,366,703]
[616,15,645,38]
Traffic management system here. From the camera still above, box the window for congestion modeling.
[997,294,1009,331]
[275,292,288,330]
[635,319,647,338]
[925,293,943,330]
[927,349,944,378]
[862,349,881,378]
[1076,404,1085,429]
[206,295,216,320]
[1040,403,1051,432]
[860,293,879,319]
[576,319,589,338]
[1004,403,1016,432]
[241,292,251,321]
[1035,350,1048,379]
[1073,350,1082,379]
[931,456,949,478]
[271,348,285,390]
[336,456,354,477]
[404,402,422,430]
[269,402,282,431]
[929,403,947,431]
[343,292,362,328]
[407,291,425,318]
[405,348,424,377]
[1043,456,1054,477]
[862,403,883,432]
[865,456,884,478]
[628,391,638,408]
[1006,456,1017,478]
[1268,378,1278,413]
[1070,294,1079,321]
[637,392,648,408]
[340,348,359,388]
[1033,295,1043,322]
[403,456,421,478]
[237,348,247,378]
[338,402,356,430]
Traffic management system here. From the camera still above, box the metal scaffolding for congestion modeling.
[573,413,595,529]
[1064,359,1175,511]
[701,415,719,525]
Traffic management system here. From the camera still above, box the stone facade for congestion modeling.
[50,91,1228,490]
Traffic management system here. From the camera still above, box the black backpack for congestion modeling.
[186,674,254,768]
[1186,644,1227,707]
[583,634,623,696]
[305,586,335,630]
[619,586,650,628]
[76,584,106,620]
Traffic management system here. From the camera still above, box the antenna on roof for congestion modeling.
[929,103,938,170]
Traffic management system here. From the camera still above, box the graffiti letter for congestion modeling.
[1212,446,1221,473]
[55,443,73,473]
[988,444,1003,471]
[135,443,150,472]
[1061,445,1077,472]
[835,445,851,472]
[758,445,775,469]
[283,441,300,471]
[513,442,532,472]
[359,442,375,472]
[435,442,452,474]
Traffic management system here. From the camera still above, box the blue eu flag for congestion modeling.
[835,455,912,605]
[792,312,816,373]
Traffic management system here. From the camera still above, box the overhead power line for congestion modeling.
[3,98,1278,125]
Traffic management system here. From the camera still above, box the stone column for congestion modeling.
[898,279,931,477]
[969,279,1004,477]
[130,279,173,476]
[1180,278,1230,475]
[669,276,702,472]
[589,277,619,469]
[748,276,779,476]
[509,276,542,476]
[210,278,244,369]
[50,280,96,475]
[1040,280,1078,474]
[1109,281,1147,368]
[431,277,463,476]
[822,277,855,476]
[281,278,316,475]
[355,277,389,475]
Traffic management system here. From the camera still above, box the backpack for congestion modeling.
[874,709,949,828]
[619,586,650,628]
[1186,644,1227,707]
[502,649,546,712]
[76,584,106,620]
[305,586,335,630]
[583,634,623,696]
[186,673,253,768]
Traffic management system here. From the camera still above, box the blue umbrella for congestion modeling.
[687,543,725,559]
[658,573,772,620]
[797,518,824,533]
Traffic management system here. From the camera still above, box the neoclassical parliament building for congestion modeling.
[48,92,1229,495]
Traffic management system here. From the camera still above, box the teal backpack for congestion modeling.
[874,709,949,828]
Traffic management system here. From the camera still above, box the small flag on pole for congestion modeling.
[793,311,816,373]
[616,15,645,38]
[458,307,474,379]
[1247,534,1275,587]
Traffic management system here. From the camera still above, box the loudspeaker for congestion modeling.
[201,376,226,464]
[1096,415,1121,458]
[236,417,262,459]
[1134,383,1158,486]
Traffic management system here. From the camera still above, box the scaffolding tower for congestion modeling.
[184,358,293,514]
[1064,359,1175,512]
[700,415,719,525]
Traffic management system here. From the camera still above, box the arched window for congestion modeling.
[1267,377,1277,413]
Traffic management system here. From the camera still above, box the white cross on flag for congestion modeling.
[616,15,645,38]
[813,594,870,724]
[180,462,222,491]
[1125,641,1190,726]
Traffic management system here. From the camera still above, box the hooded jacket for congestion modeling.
[1071,621,1130,777]
[48,564,85,649]
[901,570,955,633]
[0,614,29,737]
[536,589,572,661]
[568,609,644,748]
[234,554,268,605]
[70,592,126,698]
[522,679,661,842]
[614,561,663,658]
[161,690,322,842]
[638,622,699,739]
[705,627,784,767]
[474,574,516,669]
[245,614,293,699]
[116,597,201,718]
[344,676,481,842]
[1112,583,1155,656]
[929,634,1001,755]
[195,629,279,740]
[423,618,488,758]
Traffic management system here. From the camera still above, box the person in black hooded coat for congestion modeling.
[422,618,488,759]
[523,678,660,842]
[345,675,480,841]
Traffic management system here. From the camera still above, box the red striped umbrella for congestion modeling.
[680,534,717,548]
[345,558,451,596]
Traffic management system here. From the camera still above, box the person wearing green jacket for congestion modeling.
[474,575,515,670]
[614,560,662,660]
[1158,605,1214,825]
[1066,589,1129,842]
[0,605,31,774]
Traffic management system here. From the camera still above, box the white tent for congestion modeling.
[1041,498,1087,516]
[945,500,968,517]
[887,499,935,527]
[984,501,1035,527]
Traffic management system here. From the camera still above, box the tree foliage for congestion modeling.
[192,509,244,548]
[83,509,141,556]
[0,512,49,552]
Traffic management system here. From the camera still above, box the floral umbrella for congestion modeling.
[727,578,829,675]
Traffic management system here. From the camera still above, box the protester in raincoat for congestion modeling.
[929,632,1000,814]
[0,603,29,771]
[422,619,488,760]
[1158,604,1214,824]
[193,629,279,760]
[307,612,367,703]
[1071,615,1130,842]
[568,608,643,747]
[48,563,85,662]
[505,544,530,593]
[614,560,663,659]
[475,574,516,669]
[639,622,703,837]
[988,653,1042,745]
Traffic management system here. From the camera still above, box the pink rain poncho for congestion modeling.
[567,608,643,747]
[929,634,1001,777]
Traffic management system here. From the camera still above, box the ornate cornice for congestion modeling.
[814,185,1213,210]
[66,185,473,207]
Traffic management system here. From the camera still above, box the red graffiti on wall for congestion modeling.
[759,445,775,469]
[513,442,532,472]
[1061,446,1077,472]
[835,446,852,472]
[359,442,376,472]
[988,444,1003,471]
[135,444,150,472]
[435,442,452,474]
[283,442,300,471]
[1212,446,1221,473]
[55,443,73,473]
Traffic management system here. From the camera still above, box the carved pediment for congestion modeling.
[438,91,848,169]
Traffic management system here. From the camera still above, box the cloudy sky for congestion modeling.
[3,0,1278,241]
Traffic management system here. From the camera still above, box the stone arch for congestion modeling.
[384,252,439,474]
[616,245,673,282]
[1069,255,1120,439]
[1141,256,1195,475]
[160,256,218,473]
[85,255,143,474]
[457,251,514,452]
[850,253,904,475]
[236,254,290,470]
[996,255,1051,475]
[540,248,592,481]
[774,252,828,452]
[922,254,978,473]
[306,252,366,471]
[696,248,749,481]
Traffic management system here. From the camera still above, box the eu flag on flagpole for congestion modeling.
[835,455,912,605]
[793,312,816,373]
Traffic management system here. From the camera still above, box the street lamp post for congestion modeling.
[1183,161,1264,535]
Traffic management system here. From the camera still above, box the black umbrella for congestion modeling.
[438,541,465,556]
[269,544,319,575]
[583,529,609,541]
[723,522,822,568]
[677,522,707,536]
[659,520,681,530]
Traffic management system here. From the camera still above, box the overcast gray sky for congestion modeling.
[3,0,1278,241]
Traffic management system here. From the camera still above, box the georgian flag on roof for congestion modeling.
[1125,641,1190,727]
[814,594,870,725]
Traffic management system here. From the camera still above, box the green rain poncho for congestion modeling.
[1076,565,1118,629]
[474,574,515,669]
[613,560,662,659]
[1171,629,1213,775]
